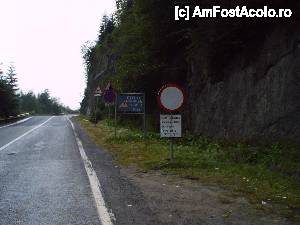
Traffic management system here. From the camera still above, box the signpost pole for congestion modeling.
[143,93,146,138]
[94,98,96,126]
[94,96,98,127]
[158,84,185,162]
[169,114,174,161]
[114,94,117,138]
[94,86,102,127]
[170,139,174,161]
[108,105,111,119]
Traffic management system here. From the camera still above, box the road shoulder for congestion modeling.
[72,117,293,225]
[72,117,161,225]
[0,116,32,129]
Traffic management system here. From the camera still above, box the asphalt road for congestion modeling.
[0,116,159,225]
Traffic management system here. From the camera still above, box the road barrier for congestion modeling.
[0,113,30,126]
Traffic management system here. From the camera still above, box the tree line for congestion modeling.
[80,0,209,115]
[0,64,74,119]
[80,0,298,122]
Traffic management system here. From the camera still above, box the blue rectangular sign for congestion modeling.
[117,93,145,114]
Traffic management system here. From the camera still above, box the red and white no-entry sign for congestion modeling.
[157,84,185,112]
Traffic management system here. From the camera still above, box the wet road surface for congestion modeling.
[0,116,99,224]
[0,116,158,225]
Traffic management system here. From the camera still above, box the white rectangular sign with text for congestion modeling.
[160,115,182,138]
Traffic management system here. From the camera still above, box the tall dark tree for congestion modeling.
[5,64,19,116]
[98,14,115,42]
[0,63,74,117]
[19,91,37,113]
[19,90,75,115]
[6,65,18,92]
[0,76,11,118]
[37,89,52,114]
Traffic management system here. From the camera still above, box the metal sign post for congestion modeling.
[108,105,111,119]
[95,96,98,126]
[114,95,117,138]
[94,86,103,126]
[143,93,146,138]
[160,114,182,160]
[103,82,116,120]
[170,139,174,160]
[158,84,185,161]
[169,114,174,161]
[105,103,113,119]
[115,93,146,138]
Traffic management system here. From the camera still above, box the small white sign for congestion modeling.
[160,114,182,138]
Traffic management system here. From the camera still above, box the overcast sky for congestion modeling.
[0,0,116,109]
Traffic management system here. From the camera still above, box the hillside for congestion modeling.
[81,0,300,142]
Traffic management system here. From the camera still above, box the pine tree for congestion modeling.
[0,64,4,80]
[6,65,18,92]
[19,91,37,113]
[5,64,20,116]
[0,74,11,118]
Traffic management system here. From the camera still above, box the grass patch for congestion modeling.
[75,116,300,222]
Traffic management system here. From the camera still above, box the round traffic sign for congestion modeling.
[157,84,185,112]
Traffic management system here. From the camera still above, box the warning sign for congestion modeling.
[103,82,116,103]
[160,115,182,138]
[117,93,145,114]
[94,86,102,97]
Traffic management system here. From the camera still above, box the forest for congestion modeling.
[81,0,300,142]
[0,65,74,119]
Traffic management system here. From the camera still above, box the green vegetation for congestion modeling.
[80,0,186,115]
[0,64,20,117]
[80,0,298,116]
[19,89,75,115]
[79,1,300,220]
[0,64,75,118]
[76,116,300,222]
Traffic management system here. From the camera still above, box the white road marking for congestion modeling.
[0,117,33,129]
[0,117,54,152]
[67,117,114,225]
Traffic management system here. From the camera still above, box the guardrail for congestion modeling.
[0,113,30,126]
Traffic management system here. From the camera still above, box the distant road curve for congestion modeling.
[0,116,32,129]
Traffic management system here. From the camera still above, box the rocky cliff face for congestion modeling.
[187,24,300,142]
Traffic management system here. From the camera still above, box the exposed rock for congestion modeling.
[187,24,300,142]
